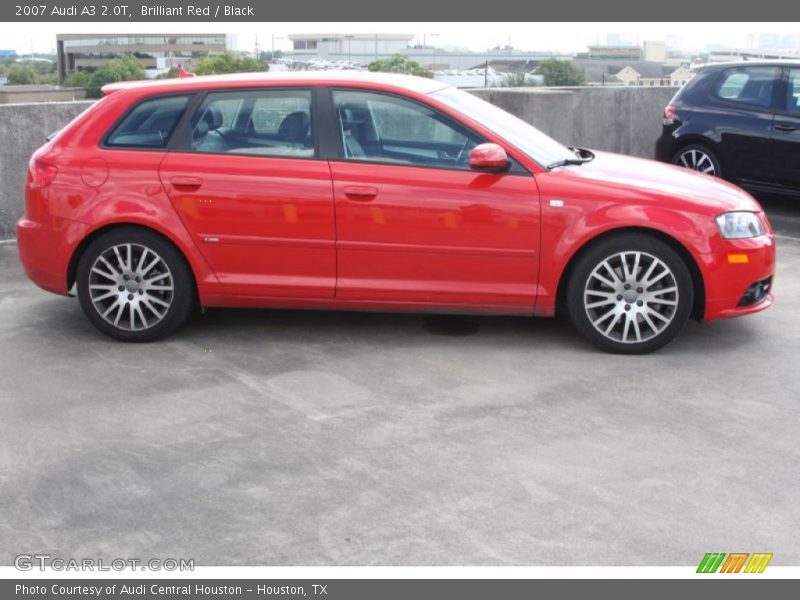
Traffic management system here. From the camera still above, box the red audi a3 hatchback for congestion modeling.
[17,72,775,353]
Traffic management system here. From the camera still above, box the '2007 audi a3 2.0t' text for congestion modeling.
[17,72,776,353]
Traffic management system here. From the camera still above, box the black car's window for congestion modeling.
[787,68,800,113]
[105,95,190,149]
[714,67,779,108]
[332,89,483,169]
[189,89,314,158]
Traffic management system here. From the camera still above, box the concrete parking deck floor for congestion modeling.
[1,199,799,566]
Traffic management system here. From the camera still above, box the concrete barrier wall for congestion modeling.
[470,86,677,159]
[0,101,95,239]
[0,87,676,239]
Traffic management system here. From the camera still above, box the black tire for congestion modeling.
[671,144,722,178]
[76,227,195,342]
[566,233,693,354]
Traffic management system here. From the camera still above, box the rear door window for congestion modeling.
[105,95,190,149]
[188,89,315,158]
[714,67,779,108]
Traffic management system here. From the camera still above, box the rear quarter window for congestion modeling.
[105,95,190,149]
[713,67,779,108]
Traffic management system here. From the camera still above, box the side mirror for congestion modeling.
[468,143,509,172]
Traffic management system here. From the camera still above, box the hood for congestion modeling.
[562,150,763,215]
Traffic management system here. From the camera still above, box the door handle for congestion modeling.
[343,186,378,201]
[774,123,797,132]
[170,176,203,189]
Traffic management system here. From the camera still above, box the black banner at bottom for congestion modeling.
[3,579,799,600]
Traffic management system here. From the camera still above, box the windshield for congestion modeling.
[430,86,577,167]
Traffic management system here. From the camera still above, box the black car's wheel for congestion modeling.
[76,227,195,342]
[566,233,693,354]
[672,144,721,178]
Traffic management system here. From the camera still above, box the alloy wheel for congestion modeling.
[583,251,679,344]
[87,243,175,331]
[676,148,716,176]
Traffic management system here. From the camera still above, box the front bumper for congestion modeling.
[702,233,776,321]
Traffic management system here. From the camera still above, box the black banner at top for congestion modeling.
[0,0,799,21]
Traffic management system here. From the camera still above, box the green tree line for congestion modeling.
[2,58,58,85]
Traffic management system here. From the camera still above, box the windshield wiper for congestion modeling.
[547,148,595,170]
[547,157,591,169]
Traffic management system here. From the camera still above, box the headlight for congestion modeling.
[716,211,765,239]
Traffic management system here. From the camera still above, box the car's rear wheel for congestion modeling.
[76,227,195,342]
[672,144,721,178]
[566,233,693,354]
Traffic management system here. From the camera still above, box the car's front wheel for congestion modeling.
[566,233,693,354]
[76,227,195,342]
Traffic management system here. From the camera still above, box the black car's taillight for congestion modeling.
[663,104,677,126]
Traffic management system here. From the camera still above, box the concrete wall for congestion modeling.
[0,87,87,104]
[470,86,676,159]
[0,101,94,239]
[0,87,676,239]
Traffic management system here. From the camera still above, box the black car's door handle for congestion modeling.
[774,123,797,132]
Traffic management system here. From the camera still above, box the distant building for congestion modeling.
[56,33,228,80]
[0,49,17,58]
[669,66,694,87]
[643,41,666,63]
[605,33,633,46]
[585,45,642,60]
[288,33,414,57]
[574,59,688,87]
[284,33,556,71]
[0,85,86,104]
[756,33,781,50]
[613,65,644,85]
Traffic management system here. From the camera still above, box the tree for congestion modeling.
[6,64,37,85]
[0,57,16,77]
[62,71,91,88]
[192,53,266,75]
[367,54,432,78]
[86,55,145,98]
[535,59,586,87]
[497,72,537,87]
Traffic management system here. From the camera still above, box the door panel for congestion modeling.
[159,87,335,299]
[709,66,779,184]
[160,153,336,297]
[770,67,800,190]
[326,88,541,308]
[330,161,541,306]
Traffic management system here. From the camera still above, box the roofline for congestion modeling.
[101,70,449,97]
[692,59,800,71]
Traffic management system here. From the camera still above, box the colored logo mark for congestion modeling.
[697,552,773,573]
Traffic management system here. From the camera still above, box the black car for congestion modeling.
[656,60,800,197]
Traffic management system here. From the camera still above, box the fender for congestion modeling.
[535,200,712,317]
[64,187,222,302]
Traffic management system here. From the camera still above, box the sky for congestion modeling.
[1,22,800,55]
